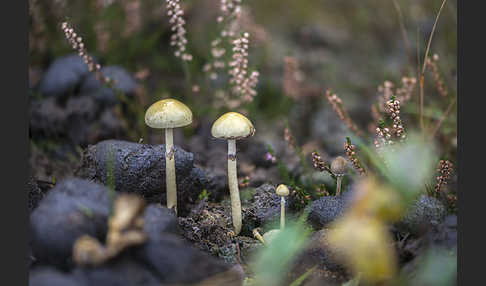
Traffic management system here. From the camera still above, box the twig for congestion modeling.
[429,96,457,139]
[235,240,242,264]
[417,27,424,132]
[421,0,448,76]
[419,0,448,132]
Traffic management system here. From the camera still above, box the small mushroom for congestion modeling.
[145,98,193,214]
[276,184,289,229]
[252,228,266,244]
[211,112,255,235]
[331,156,348,196]
[256,184,290,245]
[262,229,280,245]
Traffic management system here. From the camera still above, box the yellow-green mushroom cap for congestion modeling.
[145,98,192,129]
[211,112,255,140]
[276,184,289,197]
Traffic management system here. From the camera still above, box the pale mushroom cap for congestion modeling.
[276,184,289,197]
[145,98,192,129]
[211,112,255,140]
[331,156,348,175]
[263,229,281,244]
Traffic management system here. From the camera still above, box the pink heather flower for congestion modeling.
[166,0,192,61]
[228,33,259,101]
[61,21,111,85]
[264,152,276,163]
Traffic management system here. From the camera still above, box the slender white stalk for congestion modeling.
[336,176,343,196]
[165,128,177,214]
[227,139,242,235]
[280,197,286,229]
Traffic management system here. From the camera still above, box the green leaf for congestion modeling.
[289,266,317,286]
[251,218,311,286]
[341,274,361,286]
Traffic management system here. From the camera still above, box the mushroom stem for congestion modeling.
[336,176,343,196]
[280,197,286,229]
[252,229,265,244]
[165,128,177,214]
[227,139,242,235]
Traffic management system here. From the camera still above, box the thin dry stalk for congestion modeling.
[429,96,457,139]
[420,0,448,132]
[325,90,362,137]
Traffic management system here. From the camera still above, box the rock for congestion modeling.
[142,204,180,240]
[306,194,352,229]
[204,168,228,202]
[80,66,138,106]
[29,267,87,286]
[30,178,110,268]
[96,109,125,140]
[29,95,120,146]
[64,96,102,145]
[29,97,68,138]
[200,147,229,201]
[73,258,161,286]
[427,215,457,250]
[77,140,211,216]
[396,195,447,235]
[38,54,94,97]
[134,233,243,285]
[28,177,44,213]
[399,214,457,264]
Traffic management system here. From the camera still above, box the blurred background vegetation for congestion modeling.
[29,0,457,127]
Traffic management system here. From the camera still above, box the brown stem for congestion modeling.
[336,176,343,196]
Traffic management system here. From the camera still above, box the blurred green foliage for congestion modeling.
[249,216,312,286]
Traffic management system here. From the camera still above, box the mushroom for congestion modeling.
[211,112,255,235]
[252,228,266,244]
[331,156,348,196]
[257,184,290,245]
[276,184,289,229]
[262,229,280,245]
[145,98,192,214]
